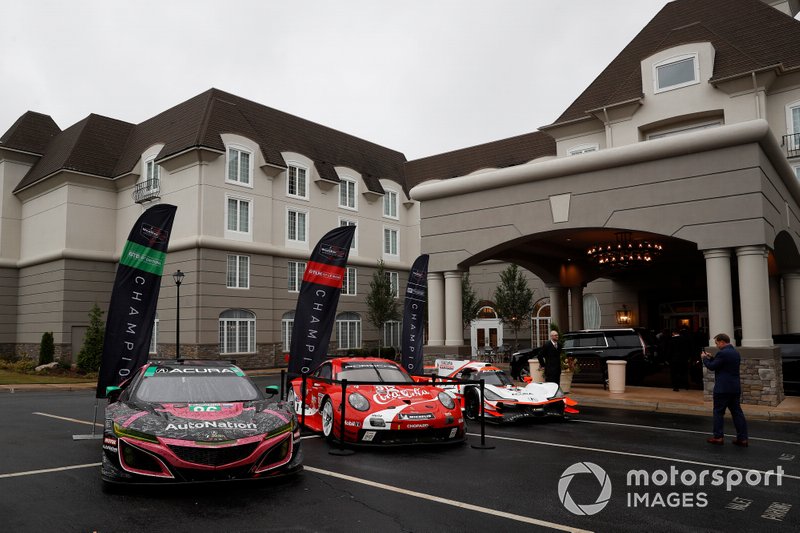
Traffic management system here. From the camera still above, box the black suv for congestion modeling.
[562,328,655,386]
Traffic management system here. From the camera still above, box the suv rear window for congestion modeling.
[606,331,642,348]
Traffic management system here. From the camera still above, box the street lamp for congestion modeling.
[172,270,185,359]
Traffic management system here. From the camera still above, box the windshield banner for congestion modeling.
[400,254,429,375]
[288,225,356,375]
[96,204,177,397]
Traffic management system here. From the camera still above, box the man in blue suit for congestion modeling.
[702,333,748,447]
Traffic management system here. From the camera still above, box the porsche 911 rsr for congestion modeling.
[288,357,465,446]
[434,359,579,423]
[102,360,302,485]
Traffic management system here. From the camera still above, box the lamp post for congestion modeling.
[172,270,185,359]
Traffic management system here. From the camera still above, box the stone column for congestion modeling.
[570,285,584,331]
[769,276,783,335]
[736,245,772,347]
[444,271,463,346]
[785,272,800,333]
[703,249,735,346]
[427,272,445,346]
[547,284,568,331]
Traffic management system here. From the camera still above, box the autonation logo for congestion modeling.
[558,463,784,514]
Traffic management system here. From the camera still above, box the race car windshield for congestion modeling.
[134,375,260,403]
[481,371,514,387]
[337,363,413,383]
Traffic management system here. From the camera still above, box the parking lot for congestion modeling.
[1,382,799,532]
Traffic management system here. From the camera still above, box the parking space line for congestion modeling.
[0,463,101,479]
[574,419,800,446]
[304,465,592,532]
[467,433,800,481]
[33,412,103,427]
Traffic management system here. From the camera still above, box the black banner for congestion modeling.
[96,204,177,397]
[288,225,356,375]
[400,254,429,375]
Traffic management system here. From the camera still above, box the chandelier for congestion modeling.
[587,232,663,267]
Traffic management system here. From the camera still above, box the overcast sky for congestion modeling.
[2,1,700,160]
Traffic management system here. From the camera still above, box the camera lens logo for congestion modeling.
[558,462,612,516]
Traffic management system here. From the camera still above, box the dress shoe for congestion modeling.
[706,437,724,445]
[732,439,749,447]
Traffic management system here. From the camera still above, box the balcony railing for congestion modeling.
[783,132,800,159]
[132,179,161,203]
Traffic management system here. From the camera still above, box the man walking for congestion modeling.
[702,333,748,447]
[538,329,562,384]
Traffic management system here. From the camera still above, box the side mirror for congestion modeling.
[106,385,122,402]
[264,385,280,397]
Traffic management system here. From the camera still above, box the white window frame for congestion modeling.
[144,156,161,193]
[787,100,800,151]
[288,261,306,292]
[226,146,253,187]
[339,218,358,254]
[219,309,256,354]
[336,312,362,350]
[339,177,358,210]
[383,320,401,349]
[281,312,294,352]
[386,271,399,298]
[342,267,357,296]
[383,226,399,259]
[286,163,309,200]
[226,254,250,289]
[792,163,800,181]
[225,195,252,239]
[654,53,699,93]
[286,207,308,246]
[383,189,399,219]
[567,144,599,156]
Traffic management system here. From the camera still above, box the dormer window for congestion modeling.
[227,146,252,186]
[654,54,699,93]
[287,164,308,199]
[144,157,160,192]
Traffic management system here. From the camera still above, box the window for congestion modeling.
[149,314,159,354]
[288,261,306,292]
[583,294,601,329]
[287,164,308,199]
[287,208,308,244]
[281,311,294,352]
[383,227,399,257]
[144,157,160,192]
[226,197,250,234]
[383,190,398,219]
[342,267,357,295]
[384,320,401,349]
[567,144,598,156]
[336,312,361,350]
[227,147,252,186]
[386,271,399,298]
[339,178,357,210]
[788,101,800,152]
[339,218,357,251]
[219,309,256,354]
[646,121,721,140]
[226,254,250,289]
[654,54,698,93]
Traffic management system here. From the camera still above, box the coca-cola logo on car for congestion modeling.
[372,386,431,405]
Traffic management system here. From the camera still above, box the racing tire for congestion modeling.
[320,397,335,442]
[464,389,482,421]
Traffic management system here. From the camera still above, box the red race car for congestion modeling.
[288,357,465,446]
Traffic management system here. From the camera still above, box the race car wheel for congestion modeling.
[464,389,481,421]
[320,397,335,441]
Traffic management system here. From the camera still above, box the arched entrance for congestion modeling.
[470,304,503,357]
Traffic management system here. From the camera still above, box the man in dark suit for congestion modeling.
[702,332,748,447]
[538,329,562,383]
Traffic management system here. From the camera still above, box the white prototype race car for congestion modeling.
[433,359,579,423]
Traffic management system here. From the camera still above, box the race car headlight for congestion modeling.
[548,386,565,400]
[113,422,159,443]
[437,392,456,409]
[348,392,370,411]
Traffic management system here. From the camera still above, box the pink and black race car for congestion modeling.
[102,360,302,486]
[434,359,579,423]
[288,357,465,446]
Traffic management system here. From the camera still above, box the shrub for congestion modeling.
[39,332,55,366]
[77,304,105,373]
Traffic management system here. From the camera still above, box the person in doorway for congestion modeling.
[702,333,748,447]
[538,329,562,383]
